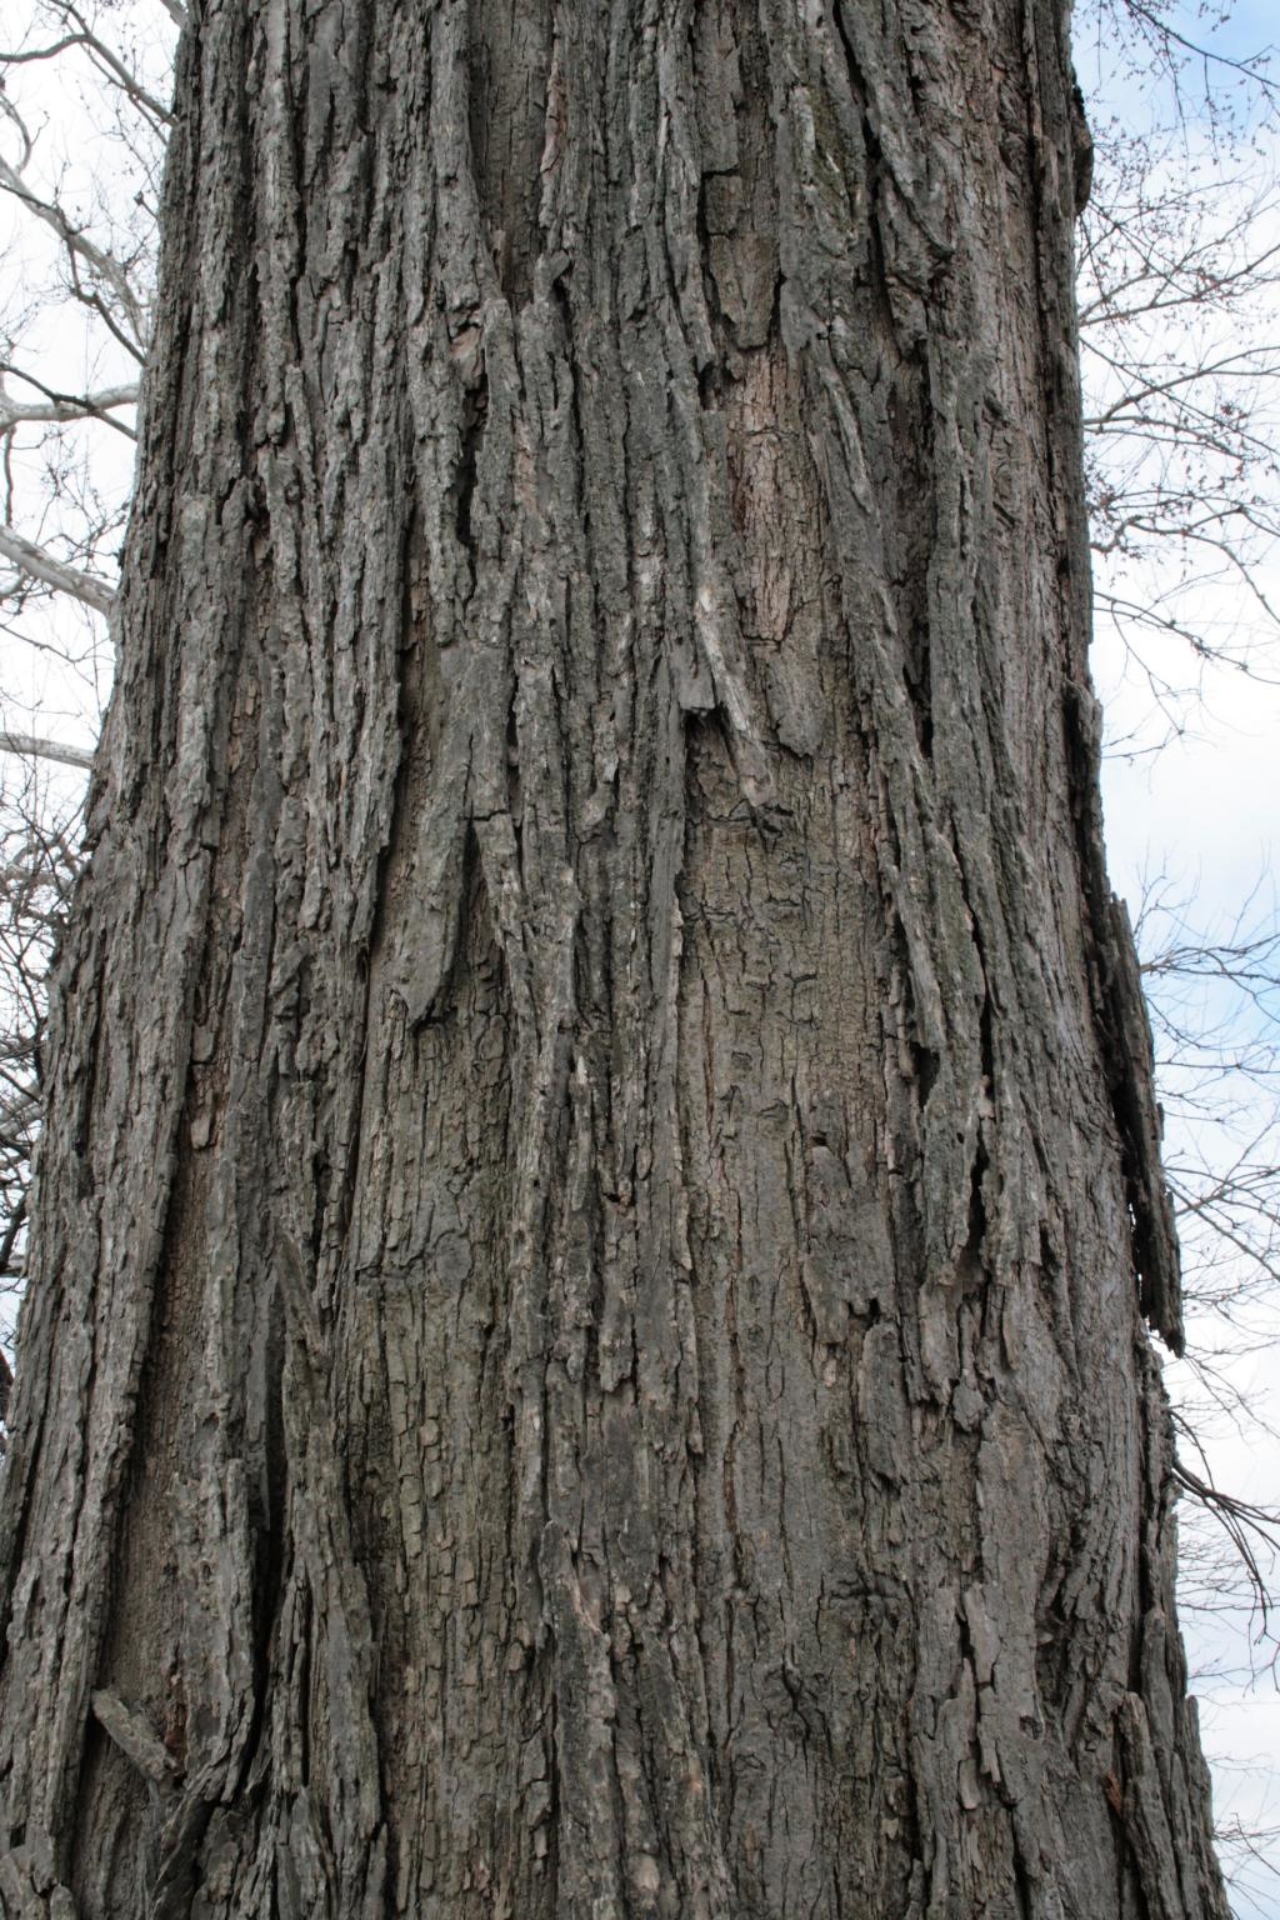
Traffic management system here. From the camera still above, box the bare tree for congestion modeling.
[0,0,173,678]
[1135,873,1280,1603]
[0,0,1237,1909]
[0,761,79,1329]
[1076,0,1280,725]
[0,1,1275,1909]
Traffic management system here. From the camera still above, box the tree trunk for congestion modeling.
[0,0,1229,1914]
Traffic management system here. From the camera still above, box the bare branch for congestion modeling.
[0,524,114,616]
[0,7,174,132]
[0,113,149,357]
[0,372,138,439]
[0,732,94,771]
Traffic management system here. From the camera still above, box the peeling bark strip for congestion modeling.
[0,0,1226,1915]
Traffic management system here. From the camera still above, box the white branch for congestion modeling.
[0,374,138,428]
[0,526,116,617]
[0,379,139,437]
[0,731,94,771]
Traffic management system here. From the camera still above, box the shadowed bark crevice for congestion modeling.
[1063,679,1183,1353]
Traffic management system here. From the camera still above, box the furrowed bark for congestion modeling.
[0,0,1227,1915]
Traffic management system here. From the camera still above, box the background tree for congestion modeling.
[0,0,168,741]
[0,765,78,1346]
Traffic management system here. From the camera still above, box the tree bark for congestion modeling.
[0,0,1229,1915]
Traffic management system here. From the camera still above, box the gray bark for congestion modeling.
[0,0,1228,1915]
